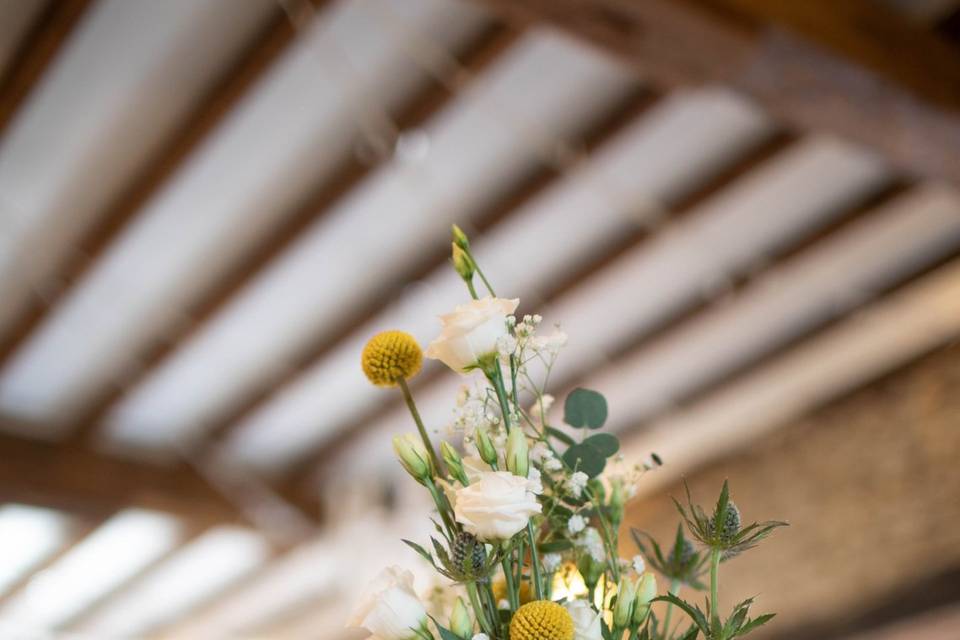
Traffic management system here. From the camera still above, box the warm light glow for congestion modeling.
[551,563,616,623]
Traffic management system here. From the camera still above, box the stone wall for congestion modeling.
[621,342,960,638]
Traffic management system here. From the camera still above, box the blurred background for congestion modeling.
[0,0,959,637]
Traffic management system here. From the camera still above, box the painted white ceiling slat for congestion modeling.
[588,185,960,433]
[0,0,489,431]
[329,136,892,479]
[0,0,48,80]
[620,251,960,499]
[104,29,636,450]
[224,88,776,472]
[77,526,270,638]
[0,509,182,634]
[0,0,277,349]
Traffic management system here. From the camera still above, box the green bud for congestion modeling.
[505,428,529,478]
[451,224,470,249]
[476,428,498,467]
[613,576,637,628]
[392,433,434,482]
[450,596,472,638]
[441,441,469,485]
[632,572,657,625]
[452,243,475,282]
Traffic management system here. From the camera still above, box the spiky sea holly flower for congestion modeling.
[362,330,422,386]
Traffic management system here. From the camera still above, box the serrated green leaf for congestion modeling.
[564,388,608,429]
[678,625,699,640]
[430,617,464,640]
[652,594,708,634]
[583,433,619,457]
[402,539,433,564]
[563,443,606,477]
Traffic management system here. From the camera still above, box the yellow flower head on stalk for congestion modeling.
[362,330,423,387]
[510,601,574,640]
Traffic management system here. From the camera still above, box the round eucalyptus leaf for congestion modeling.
[562,443,606,478]
[564,388,608,429]
[583,433,620,457]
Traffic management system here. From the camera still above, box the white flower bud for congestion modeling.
[393,434,433,482]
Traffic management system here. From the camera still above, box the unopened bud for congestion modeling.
[450,596,472,638]
[613,576,637,628]
[393,433,434,482]
[505,428,529,478]
[441,441,469,485]
[633,572,657,625]
[451,224,470,249]
[452,243,475,282]
[476,428,498,467]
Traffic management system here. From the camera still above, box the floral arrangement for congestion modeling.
[349,226,787,640]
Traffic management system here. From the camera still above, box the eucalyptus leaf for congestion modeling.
[583,433,619,457]
[564,388,608,429]
[562,443,606,477]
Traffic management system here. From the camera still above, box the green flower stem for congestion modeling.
[661,579,680,639]
[466,249,496,297]
[526,521,544,600]
[466,278,479,300]
[501,551,519,610]
[710,547,722,627]
[487,366,514,432]
[424,477,457,536]
[398,378,444,477]
[467,581,495,638]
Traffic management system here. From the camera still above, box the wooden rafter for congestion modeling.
[0,3,313,383]
[0,0,92,139]
[61,21,522,446]
[281,123,796,497]
[0,428,242,527]
[475,0,960,185]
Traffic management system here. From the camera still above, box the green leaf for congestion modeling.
[402,539,433,564]
[652,594,709,634]
[735,613,776,637]
[546,426,575,445]
[563,443,606,477]
[677,625,700,640]
[564,388,608,429]
[713,480,730,537]
[430,618,464,640]
[582,433,619,457]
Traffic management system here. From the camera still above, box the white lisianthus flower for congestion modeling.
[348,567,428,640]
[564,600,603,640]
[568,514,586,534]
[425,297,519,373]
[454,471,542,541]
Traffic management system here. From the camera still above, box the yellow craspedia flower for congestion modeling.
[361,330,423,386]
[510,600,574,640]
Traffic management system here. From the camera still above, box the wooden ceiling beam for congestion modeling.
[0,0,92,139]
[0,427,242,527]
[0,2,313,372]
[475,0,960,185]
[282,124,795,496]
[64,21,523,446]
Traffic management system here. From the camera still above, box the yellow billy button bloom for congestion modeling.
[362,330,423,387]
[510,601,574,640]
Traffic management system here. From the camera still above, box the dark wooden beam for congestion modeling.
[475,0,960,184]
[0,3,310,371]
[0,427,242,527]
[64,22,523,446]
[0,0,92,140]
